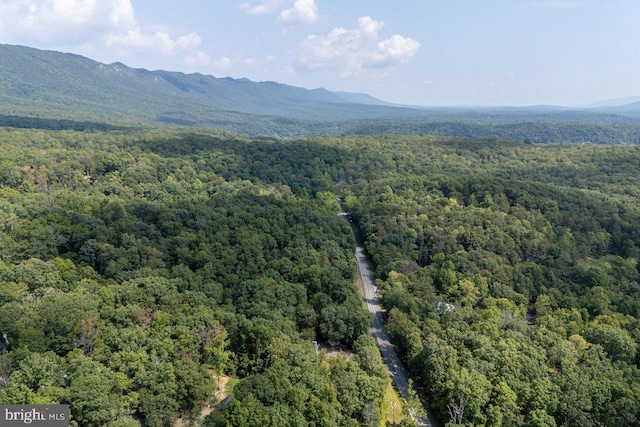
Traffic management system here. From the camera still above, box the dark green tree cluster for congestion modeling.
[4,124,640,426]
[333,136,640,426]
[345,119,640,144]
[0,126,380,426]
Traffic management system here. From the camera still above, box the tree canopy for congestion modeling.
[0,125,640,426]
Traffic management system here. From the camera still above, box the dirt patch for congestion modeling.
[213,376,230,404]
[174,375,230,427]
[316,342,353,358]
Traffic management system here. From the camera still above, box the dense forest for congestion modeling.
[0,124,640,426]
[345,120,640,144]
[0,126,386,426]
[336,137,640,426]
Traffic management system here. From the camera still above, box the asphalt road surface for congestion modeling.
[340,209,433,427]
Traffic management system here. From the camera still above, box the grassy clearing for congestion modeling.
[380,380,406,426]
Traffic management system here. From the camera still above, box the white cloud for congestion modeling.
[0,0,206,66]
[109,0,136,28]
[185,51,213,68]
[241,0,317,25]
[280,65,296,76]
[212,55,259,70]
[212,56,234,69]
[279,0,318,25]
[297,16,420,77]
[359,16,385,35]
[241,0,284,15]
[375,34,421,64]
[50,0,97,24]
[106,30,202,56]
[0,1,105,42]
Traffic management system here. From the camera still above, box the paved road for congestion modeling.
[340,210,432,427]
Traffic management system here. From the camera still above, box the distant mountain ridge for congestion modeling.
[0,43,415,125]
[582,96,640,108]
[2,43,640,141]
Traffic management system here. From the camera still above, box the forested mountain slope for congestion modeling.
[0,43,415,124]
[3,43,640,142]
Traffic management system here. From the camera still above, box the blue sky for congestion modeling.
[1,0,639,106]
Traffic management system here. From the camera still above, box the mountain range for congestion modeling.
[1,43,640,139]
[0,44,421,124]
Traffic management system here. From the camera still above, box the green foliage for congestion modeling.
[0,126,374,425]
[3,258,62,292]
[335,135,640,426]
[2,125,640,426]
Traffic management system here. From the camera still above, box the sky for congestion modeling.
[0,0,639,107]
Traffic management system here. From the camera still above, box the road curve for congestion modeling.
[339,209,432,427]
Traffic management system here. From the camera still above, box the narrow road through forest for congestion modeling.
[339,208,433,427]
